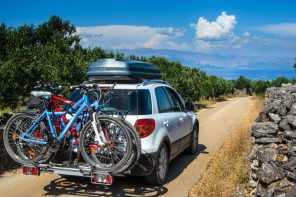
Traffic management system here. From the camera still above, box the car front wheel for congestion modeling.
[187,124,199,154]
[146,144,169,185]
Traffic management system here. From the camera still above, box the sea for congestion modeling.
[202,69,296,80]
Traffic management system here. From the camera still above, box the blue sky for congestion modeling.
[1,0,296,57]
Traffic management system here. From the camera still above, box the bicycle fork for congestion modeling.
[91,112,107,146]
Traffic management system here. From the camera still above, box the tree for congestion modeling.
[271,77,291,87]
[251,80,270,94]
[234,76,251,89]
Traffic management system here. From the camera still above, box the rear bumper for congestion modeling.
[36,152,158,177]
[128,152,157,176]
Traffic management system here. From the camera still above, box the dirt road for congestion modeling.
[0,97,252,197]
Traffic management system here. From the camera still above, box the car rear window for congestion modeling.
[68,89,152,115]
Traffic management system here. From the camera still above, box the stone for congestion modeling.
[256,182,268,196]
[257,163,282,184]
[249,179,258,188]
[255,138,281,144]
[288,104,296,115]
[282,158,296,171]
[284,170,296,181]
[283,131,296,140]
[256,146,278,163]
[275,193,286,197]
[286,115,296,128]
[279,118,292,131]
[283,99,293,110]
[259,112,270,122]
[249,145,260,161]
[253,159,260,167]
[274,178,294,192]
[278,105,288,116]
[286,185,296,197]
[264,100,282,114]
[251,172,258,181]
[263,189,274,197]
[277,155,288,162]
[252,122,278,135]
[279,144,289,151]
[253,132,276,138]
[269,113,282,123]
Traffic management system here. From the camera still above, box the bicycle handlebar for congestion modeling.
[34,81,62,94]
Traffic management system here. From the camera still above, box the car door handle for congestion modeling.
[179,117,184,122]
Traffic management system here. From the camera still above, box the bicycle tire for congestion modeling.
[112,120,141,174]
[79,115,133,173]
[3,113,50,165]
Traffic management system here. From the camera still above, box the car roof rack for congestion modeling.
[142,79,170,86]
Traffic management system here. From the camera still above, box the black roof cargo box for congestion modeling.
[86,59,162,81]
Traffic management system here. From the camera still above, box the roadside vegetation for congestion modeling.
[0,130,20,174]
[0,16,295,109]
[189,99,262,197]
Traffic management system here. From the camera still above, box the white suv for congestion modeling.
[98,81,199,185]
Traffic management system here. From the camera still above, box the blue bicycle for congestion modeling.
[4,84,133,172]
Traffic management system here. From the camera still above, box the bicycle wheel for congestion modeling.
[3,113,50,165]
[111,120,141,174]
[79,115,133,173]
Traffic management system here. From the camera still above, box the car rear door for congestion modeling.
[154,87,181,156]
[164,87,192,148]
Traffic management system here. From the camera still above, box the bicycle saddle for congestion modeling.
[31,91,52,97]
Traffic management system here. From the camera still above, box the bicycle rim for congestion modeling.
[80,116,133,172]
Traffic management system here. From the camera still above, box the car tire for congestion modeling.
[146,143,169,185]
[187,123,199,154]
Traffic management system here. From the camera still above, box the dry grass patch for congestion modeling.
[197,96,232,111]
[198,99,217,107]
[189,99,262,197]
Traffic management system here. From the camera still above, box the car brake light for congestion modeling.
[22,166,39,176]
[134,119,155,138]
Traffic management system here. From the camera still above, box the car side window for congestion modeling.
[165,87,185,112]
[155,87,173,113]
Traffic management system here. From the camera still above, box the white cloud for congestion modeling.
[258,23,296,37]
[76,25,187,50]
[195,11,236,40]
[191,12,239,50]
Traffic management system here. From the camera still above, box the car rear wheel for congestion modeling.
[146,143,169,185]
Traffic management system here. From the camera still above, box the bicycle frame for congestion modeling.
[20,94,99,145]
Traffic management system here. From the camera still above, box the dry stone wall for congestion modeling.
[249,84,296,197]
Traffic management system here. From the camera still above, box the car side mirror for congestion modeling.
[185,101,195,112]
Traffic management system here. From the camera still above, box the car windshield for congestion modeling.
[68,89,152,115]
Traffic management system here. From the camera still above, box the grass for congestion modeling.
[188,98,262,197]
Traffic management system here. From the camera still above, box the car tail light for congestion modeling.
[134,119,155,138]
[22,166,40,176]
